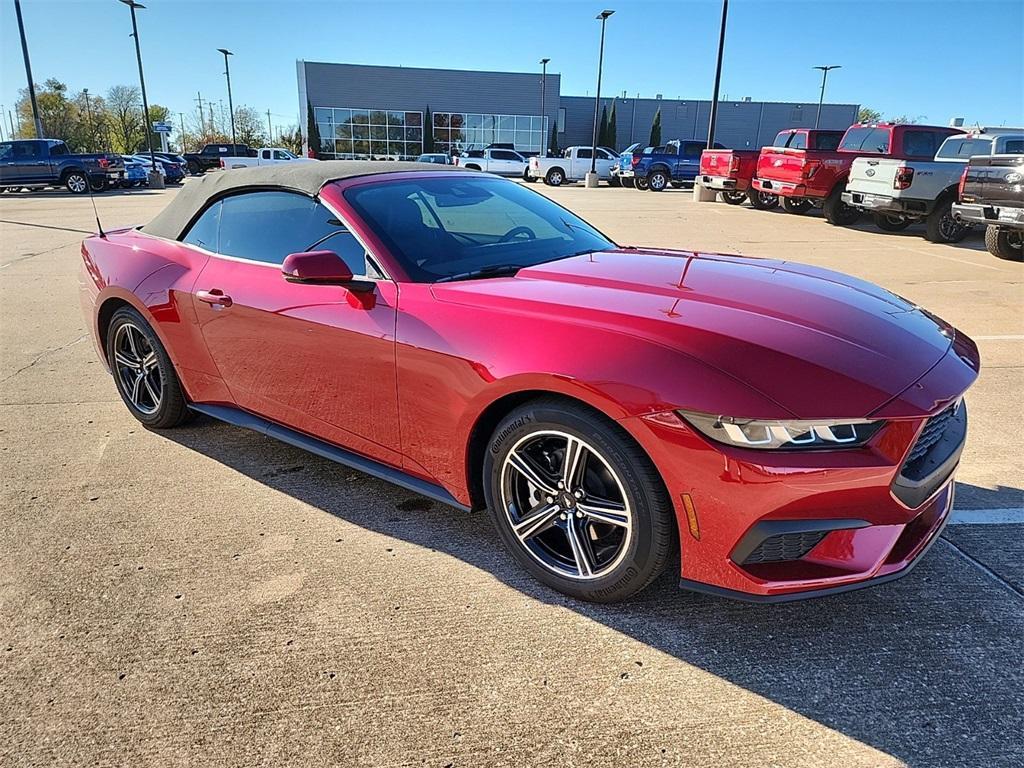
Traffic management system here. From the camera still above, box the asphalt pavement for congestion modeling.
[1,180,1021,767]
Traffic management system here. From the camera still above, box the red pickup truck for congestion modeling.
[752,123,960,224]
[699,148,776,208]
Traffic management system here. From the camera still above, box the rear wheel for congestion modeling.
[621,177,635,188]
[106,306,192,429]
[985,225,1023,261]
[647,170,669,192]
[781,196,813,214]
[545,167,565,186]
[64,171,89,194]
[634,176,649,190]
[747,189,779,209]
[483,398,675,602]
[609,175,621,187]
[721,190,747,205]
[925,197,971,243]
[873,213,911,232]
[823,183,860,225]
[186,161,201,175]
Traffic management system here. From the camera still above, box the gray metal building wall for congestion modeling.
[559,96,860,151]
[299,61,560,135]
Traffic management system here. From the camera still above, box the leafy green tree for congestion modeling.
[233,105,268,148]
[649,107,662,147]
[607,98,617,151]
[278,125,303,155]
[857,106,882,123]
[306,101,321,158]
[423,105,434,153]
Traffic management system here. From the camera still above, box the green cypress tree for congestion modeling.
[549,122,560,156]
[423,105,434,153]
[306,101,321,158]
[649,107,662,147]
[607,99,617,151]
[597,104,608,147]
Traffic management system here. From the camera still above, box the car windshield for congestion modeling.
[343,175,615,283]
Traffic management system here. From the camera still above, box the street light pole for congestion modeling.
[14,0,44,138]
[588,10,614,185]
[813,65,841,128]
[539,58,550,156]
[119,0,162,187]
[83,88,95,150]
[217,49,237,155]
[706,0,728,149]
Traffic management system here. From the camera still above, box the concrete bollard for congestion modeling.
[147,170,166,190]
[692,179,717,203]
[584,172,600,188]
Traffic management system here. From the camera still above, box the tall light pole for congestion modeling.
[813,65,841,128]
[539,57,550,156]
[706,0,728,148]
[588,9,614,186]
[14,0,44,138]
[119,1,162,187]
[83,88,96,150]
[217,49,238,155]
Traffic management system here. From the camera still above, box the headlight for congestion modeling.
[679,410,883,450]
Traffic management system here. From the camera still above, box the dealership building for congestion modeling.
[297,61,860,160]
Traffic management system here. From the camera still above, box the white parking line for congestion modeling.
[972,335,1024,341]
[949,508,1024,525]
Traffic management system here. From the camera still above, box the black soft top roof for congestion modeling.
[141,160,465,241]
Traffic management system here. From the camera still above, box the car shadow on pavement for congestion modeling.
[165,417,1024,768]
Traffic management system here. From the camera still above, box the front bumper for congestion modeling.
[752,177,806,197]
[952,202,1024,229]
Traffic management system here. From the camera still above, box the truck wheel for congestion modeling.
[634,176,649,191]
[985,225,1023,261]
[621,177,635,188]
[64,171,89,194]
[609,175,621,187]
[721,190,747,205]
[823,184,860,225]
[747,190,778,210]
[925,197,971,243]
[873,213,911,232]
[186,161,201,175]
[89,176,107,192]
[647,170,669,192]
[781,197,812,214]
[545,168,565,186]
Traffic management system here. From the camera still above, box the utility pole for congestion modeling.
[14,0,44,138]
[813,65,842,128]
[9,110,18,138]
[195,92,205,135]
[217,49,237,154]
[588,10,615,185]
[119,0,162,187]
[630,91,638,145]
[706,0,728,149]
[266,109,273,145]
[178,112,186,152]
[539,58,550,156]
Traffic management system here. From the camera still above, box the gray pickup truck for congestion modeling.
[0,139,124,194]
[953,153,1024,261]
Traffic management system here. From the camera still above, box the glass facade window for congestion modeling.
[314,106,425,160]
[313,107,547,159]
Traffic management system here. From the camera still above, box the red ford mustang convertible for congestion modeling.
[80,162,979,602]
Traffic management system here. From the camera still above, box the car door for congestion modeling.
[187,190,403,466]
[680,142,706,181]
[596,148,617,177]
[574,147,593,178]
[492,150,522,176]
[3,140,49,184]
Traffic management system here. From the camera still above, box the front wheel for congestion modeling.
[721,190,747,205]
[483,398,675,602]
[747,189,779,209]
[647,170,669,192]
[781,196,813,214]
[985,225,1023,261]
[823,184,860,225]
[106,306,192,429]
[925,198,972,243]
[873,213,911,232]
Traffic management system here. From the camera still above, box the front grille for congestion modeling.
[742,531,827,564]
[902,403,958,480]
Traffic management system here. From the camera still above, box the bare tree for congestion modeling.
[233,105,268,147]
[106,84,144,153]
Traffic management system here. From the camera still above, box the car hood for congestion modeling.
[432,248,960,418]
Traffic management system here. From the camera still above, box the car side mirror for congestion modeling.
[281,250,373,293]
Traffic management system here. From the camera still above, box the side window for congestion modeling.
[903,130,936,158]
[814,133,841,151]
[1004,139,1024,153]
[181,201,221,251]
[492,150,518,161]
[12,141,42,159]
[576,148,592,159]
[773,132,791,147]
[49,142,68,157]
[0,142,12,161]
[273,150,289,160]
[789,133,807,150]
[599,149,616,160]
[683,142,704,158]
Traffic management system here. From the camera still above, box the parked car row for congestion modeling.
[0,139,124,194]
[697,123,1024,260]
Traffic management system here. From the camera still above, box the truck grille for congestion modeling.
[742,531,827,564]
[901,403,958,481]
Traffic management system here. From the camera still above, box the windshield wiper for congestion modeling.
[434,264,525,283]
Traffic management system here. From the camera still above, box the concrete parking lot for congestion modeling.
[2,181,1022,767]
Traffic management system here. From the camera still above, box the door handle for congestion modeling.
[197,289,233,307]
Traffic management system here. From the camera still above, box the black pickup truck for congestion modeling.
[0,139,124,194]
[953,152,1024,261]
[182,143,255,175]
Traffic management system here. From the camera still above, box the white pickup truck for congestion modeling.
[527,146,619,186]
[220,148,314,170]
[453,148,529,177]
[842,128,1024,242]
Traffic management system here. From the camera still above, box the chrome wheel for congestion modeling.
[500,430,633,580]
[66,173,88,194]
[113,322,162,415]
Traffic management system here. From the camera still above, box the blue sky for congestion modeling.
[1,0,1021,138]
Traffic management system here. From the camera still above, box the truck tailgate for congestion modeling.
[700,150,734,176]
[847,157,902,195]
[755,147,807,183]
